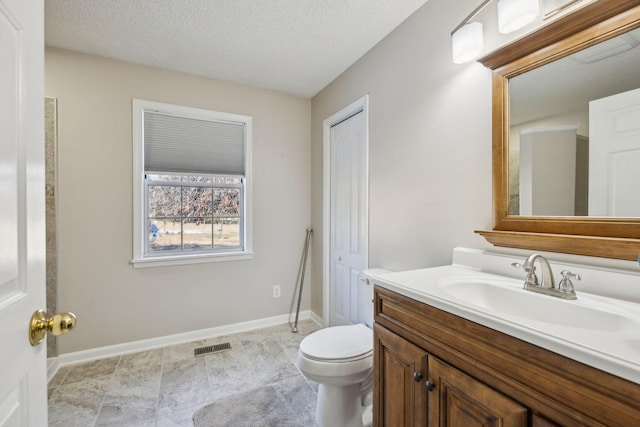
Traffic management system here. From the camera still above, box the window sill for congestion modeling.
[131,251,254,268]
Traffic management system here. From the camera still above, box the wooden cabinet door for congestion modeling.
[428,356,528,427]
[374,323,428,427]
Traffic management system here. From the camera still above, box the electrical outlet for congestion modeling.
[273,285,281,298]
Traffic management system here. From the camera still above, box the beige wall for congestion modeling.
[310,0,497,316]
[308,0,601,318]
[46,48,311,353]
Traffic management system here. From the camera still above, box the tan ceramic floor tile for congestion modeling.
[48,320,321,426]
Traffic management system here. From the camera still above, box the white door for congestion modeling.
[589,88,640,216]
[0,0,48,425]
[329,109,368,327]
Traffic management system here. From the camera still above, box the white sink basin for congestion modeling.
[371,264,640,384]
[438,277,637,332]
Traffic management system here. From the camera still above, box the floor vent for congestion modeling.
[194,342,231,357]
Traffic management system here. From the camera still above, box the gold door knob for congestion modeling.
[29,309,76,346]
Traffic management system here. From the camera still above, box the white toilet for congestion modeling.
[296,269,390,427]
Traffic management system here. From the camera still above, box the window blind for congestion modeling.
[144,111,245,175]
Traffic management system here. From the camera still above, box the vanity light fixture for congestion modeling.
[452,22,484,64]
[498,0,540,33]
[451,0,541,64]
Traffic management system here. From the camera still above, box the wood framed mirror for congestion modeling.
[476,0,640,260]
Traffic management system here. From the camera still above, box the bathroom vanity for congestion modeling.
[368,1,640,424]
[370,255,640,427]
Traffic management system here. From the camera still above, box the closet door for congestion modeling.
[329,109,367,326]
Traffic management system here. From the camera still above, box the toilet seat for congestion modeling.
[296,269,390,427]
[299,324,372,362]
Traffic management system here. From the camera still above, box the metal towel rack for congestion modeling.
[291,228,312,333]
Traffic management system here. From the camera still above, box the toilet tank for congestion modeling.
[359,269,392,328]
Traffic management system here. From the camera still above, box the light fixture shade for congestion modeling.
[498,0,539,34]
[452,22,484,64]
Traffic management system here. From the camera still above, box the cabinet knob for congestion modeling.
[413,372,423,382]
[425,380,435,391]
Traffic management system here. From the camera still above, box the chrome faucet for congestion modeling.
[511,254,579,300]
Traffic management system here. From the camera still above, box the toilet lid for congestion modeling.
[299,324,372,361]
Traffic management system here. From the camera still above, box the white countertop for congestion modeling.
[371,264,640,385]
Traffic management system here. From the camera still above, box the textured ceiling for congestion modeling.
[45,0,428,98]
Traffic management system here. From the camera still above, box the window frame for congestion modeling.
[132,99,253,268]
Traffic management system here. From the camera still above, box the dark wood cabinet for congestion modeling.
[374,323,428,426]
[375,322,527,427]
[428,355,527,427]
[373,286,640,427]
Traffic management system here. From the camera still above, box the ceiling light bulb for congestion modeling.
[498,0,539,34]
[452,22,484,64]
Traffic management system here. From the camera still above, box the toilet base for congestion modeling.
[315,383,371,427]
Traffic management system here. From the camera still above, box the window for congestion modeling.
[132,100,252,268]
[146,175,243,252]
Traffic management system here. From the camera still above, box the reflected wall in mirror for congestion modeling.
[508,28,640,217]
[477,0,640,260]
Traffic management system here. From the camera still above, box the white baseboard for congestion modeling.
[47,357,59,382]
[309,310,324,327]
[57,310,317,369]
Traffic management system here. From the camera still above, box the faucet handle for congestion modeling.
[511,262,535,273]
[558,270,580,296]
[560,270,581,281]
[511,262,539,287]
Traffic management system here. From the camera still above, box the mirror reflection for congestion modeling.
[508,27,640,217]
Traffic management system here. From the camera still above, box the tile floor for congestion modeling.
[48,320,321,426]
